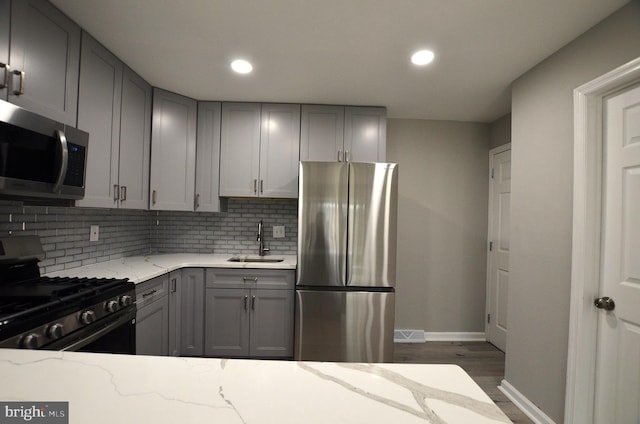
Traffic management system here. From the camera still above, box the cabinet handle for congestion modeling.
[152,190,157,205]
[243,295,248,311]
[114,184,119,201]
[337,149,343,162]
[11,69,25,95]
[142,289,157,298]
[170,278,177,293]
[195,193,200,209]
[0,63,9,89]
[260,179,263,194]
[345,150,350,163]
[253,179,257,194]
[243,277,258,283]
[121,185,127,201]
[251,295,256,310]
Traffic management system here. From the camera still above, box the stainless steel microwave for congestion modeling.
[0,100,88,200]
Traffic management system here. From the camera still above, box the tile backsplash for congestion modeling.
[0,198,298,275]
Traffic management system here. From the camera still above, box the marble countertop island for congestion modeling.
[0,349,511,424]
[46,253,297,283]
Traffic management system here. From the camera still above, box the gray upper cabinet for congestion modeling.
[300,105,345,162]
[77,33,151,209]
[344,106,387,163]
[76,33,122,208]
[195,102,222,212]
[0,0,9,100]
[6,0,80,126]
[219,102,300,198]
[150,88,197,211]
[300,105,386,163]
[219,103,261,197]
[117,66,152,209]
[259,104,301,198]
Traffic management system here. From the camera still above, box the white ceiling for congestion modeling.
[51,0,629,122]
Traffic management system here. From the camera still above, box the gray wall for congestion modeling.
[506,1,640,421]
[489,113,511,150]
[387,119,490,333]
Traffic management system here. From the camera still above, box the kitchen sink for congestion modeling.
[227,256,285,263]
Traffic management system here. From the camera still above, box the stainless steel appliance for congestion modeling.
[295,161,398,362]
[0,236,135,353]
[0,100,88,200]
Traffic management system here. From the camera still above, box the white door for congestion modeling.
[486,145,511,352]
[594,83,640,423]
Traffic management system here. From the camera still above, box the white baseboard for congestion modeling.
[498,379,557,424]
[394,330,486,343]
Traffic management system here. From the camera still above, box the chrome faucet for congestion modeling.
[257,219,270,256]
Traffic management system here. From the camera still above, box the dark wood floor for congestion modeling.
[394,341,534,424]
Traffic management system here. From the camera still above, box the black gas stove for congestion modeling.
[0,236,136,353]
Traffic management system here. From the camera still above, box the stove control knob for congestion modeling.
[47,323,64,339]
[80,310,96,325]
[21,333,40,349]
[119,295,133,307]
[105,300,119,313]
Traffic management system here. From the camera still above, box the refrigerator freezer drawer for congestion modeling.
[294,290,395,363]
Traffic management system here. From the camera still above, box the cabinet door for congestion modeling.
[249,288,294,358]
[259,104,300,198]
[118,67,152,210]
[344,107,387,163]
[300,105,345,162]
[136,296,169,356]
[219,102,261,197]
[168,271,182,357]
[0,0,9,100]
[204,288,249,357]
[195,102,222,212]
[8,0,80,126]
[76,32,123,208]
[179,268,205,357]
[150,89,197,211]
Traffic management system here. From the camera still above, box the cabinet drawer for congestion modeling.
[135,274,169,308]
[206,268,294,290]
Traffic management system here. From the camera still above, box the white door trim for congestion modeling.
[485,143,511,351]
[566,56,640,424]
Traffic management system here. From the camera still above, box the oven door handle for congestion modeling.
[60,309,135,352]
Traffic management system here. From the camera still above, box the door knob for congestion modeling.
[594,296,615,311]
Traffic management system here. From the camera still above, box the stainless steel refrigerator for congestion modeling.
[295,161,398,362]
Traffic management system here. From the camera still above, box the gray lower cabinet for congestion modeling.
[135,275,170,356]
[178,268,205,356]
[167,271,181,356]
[204,269,294,358]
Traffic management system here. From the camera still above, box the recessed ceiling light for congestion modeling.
[411,50,435,66]
[231,59,253,74]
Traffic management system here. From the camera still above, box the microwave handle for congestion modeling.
[52,129,69,193]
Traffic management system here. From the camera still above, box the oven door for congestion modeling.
[46,306,136,354]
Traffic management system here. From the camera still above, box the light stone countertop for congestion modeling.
[46,253,297,283]
[0,349,512,424]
